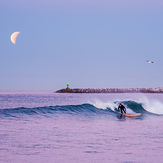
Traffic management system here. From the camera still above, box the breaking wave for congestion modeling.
[0,100,163,119]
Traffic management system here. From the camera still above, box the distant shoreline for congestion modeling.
[56,88,163,93]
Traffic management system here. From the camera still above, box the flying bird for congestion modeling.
[146,60,154,63]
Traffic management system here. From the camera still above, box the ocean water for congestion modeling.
[0,91,163,163]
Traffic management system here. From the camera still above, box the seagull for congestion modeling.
[147,60,154,63]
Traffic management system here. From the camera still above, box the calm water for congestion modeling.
[0,91,163,163]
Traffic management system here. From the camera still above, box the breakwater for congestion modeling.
[56,88,163,93]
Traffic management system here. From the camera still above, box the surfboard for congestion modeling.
[122,113,141,117]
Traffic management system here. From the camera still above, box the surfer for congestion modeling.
[118,103,126,114]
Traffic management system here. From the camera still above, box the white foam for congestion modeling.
[142,98,163,114]
[90,100,117,111]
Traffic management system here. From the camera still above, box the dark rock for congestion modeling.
[56,88,163,93]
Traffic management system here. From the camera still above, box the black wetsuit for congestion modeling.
[118,104,126,114]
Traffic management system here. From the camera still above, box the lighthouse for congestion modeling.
[66,83,70,89]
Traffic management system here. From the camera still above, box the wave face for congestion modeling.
[122,100,163,115]
[0,100,162,119]
[0,104,111,119]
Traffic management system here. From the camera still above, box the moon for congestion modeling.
[10,31,20,44]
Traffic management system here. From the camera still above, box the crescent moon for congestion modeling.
[10,31,20,44]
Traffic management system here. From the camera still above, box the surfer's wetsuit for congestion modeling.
[118,104,126,114]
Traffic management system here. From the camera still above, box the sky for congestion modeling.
[0,0,163,90]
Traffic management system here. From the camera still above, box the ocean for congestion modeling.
[0,91,163,163]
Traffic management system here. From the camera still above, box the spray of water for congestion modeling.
[90,96,163,115]
[90,100,117,111]
[142,98,163,114]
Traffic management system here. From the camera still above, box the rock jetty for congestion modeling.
[56,88,163,93]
